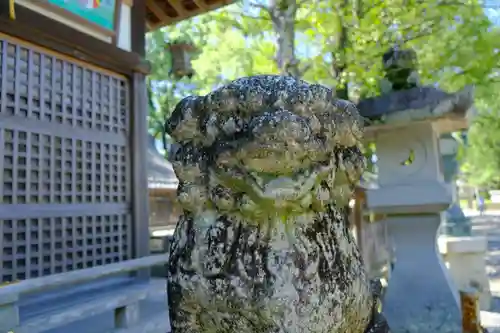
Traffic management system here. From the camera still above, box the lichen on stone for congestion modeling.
[165,75,386,333]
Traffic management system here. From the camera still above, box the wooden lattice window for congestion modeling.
[0,36,133,282]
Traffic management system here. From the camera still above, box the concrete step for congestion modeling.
[40,278,170,333]
[19,283,155,333]
[110,311,169,333]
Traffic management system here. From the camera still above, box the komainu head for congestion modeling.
[165,75,366,220]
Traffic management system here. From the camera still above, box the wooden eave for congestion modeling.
[146,0,233,30]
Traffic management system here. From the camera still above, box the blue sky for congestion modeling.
[484,0,500,24]
[486,9,500,25]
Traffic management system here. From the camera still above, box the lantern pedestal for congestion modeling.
[380,214,461,332]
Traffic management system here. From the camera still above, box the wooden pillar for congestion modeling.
[460,289,483,333]
[130,0,150,271]
[131,0,146,57]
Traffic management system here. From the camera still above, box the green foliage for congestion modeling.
[461,82,500,187]
[146,25,201,141]
[145,0,500,182]
[147,0,498,96]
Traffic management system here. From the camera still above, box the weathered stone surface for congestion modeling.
[165,75,387,333]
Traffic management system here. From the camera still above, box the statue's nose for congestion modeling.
[250,110,311,143]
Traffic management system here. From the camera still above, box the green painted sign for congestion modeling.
[47,0,118,31]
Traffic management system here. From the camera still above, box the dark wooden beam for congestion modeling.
[192,0,209,10]
[131,0,147,56]
[146,0,233,29]
[0,2,150,75]
[146,0,170,26]
[168,0,189,17]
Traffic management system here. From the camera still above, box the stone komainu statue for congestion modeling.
[381,46,419,93]
[165,75,390,333]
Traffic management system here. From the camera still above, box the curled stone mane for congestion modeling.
[166,75,385,333]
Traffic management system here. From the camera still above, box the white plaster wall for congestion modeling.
[16,1,132,52]
[117,4,132,51]
[489,190,500,203]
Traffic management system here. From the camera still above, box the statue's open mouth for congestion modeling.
[213,158,335,202]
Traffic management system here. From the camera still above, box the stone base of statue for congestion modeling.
[165,75,389,333]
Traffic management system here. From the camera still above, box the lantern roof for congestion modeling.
[146,0,233,30]
[357,85,475,140]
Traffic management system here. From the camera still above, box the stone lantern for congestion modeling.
[168,40,197,79]
[357,46,477,332]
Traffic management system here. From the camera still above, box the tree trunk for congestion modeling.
[332,0,349,99]
[268,0,299,77]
